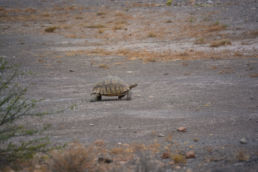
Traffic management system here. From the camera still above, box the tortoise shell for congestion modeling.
[91,76,130,96]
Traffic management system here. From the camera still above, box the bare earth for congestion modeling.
[0,0,258,171]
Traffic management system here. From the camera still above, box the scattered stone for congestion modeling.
[163,73,169,75]
[89,123,94,126]
[118,142,122,145]
[240,138,247,144]
[161,152,170,159]
[69,69,74,72]
[158,133,165,137]
[177,127,187,132]
[186,151,196,159]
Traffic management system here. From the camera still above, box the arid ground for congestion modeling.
[0,0,258,171]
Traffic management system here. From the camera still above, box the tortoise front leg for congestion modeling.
[91,94,102,102]
[96,94,102,101]
[126,91,132,100]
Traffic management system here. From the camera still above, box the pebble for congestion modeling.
[177,127,187,132]
[89,123,94,126]
[240,138,247,144]
[158,133,165,137]
[186,151,196,159]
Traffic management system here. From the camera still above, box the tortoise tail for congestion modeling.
[129,83,137,89]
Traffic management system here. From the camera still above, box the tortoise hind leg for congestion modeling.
[126,91,132,100]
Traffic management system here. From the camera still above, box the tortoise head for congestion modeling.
[129,83,137,89]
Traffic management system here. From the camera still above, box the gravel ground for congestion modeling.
[0,0,258,171]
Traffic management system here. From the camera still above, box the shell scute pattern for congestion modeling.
[91,76,137,101]
[92,76,129,96]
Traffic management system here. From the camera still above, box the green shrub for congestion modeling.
[0,57,48,167]
[166,0,173,6]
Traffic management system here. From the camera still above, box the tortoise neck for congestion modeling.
[129,84,137,89]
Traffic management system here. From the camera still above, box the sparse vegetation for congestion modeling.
[96,12,105,16]
[166,0,173,6]
[210,39,232,47]
[195,37,205,44]
[45,26,57,33]
[0,57,48,167]
[207,23,227,32]
[147,32,157,38]
[171,154,186,163]
[87,24,105,29]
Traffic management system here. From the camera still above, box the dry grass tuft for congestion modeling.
[206,23,227,32]
[49,143,96,172]
[249,73,258,78]
[209,39,231,47]
[147,32,157,38]
[171,154,186,164]
[236,151,250,161]
[98,64,109,69]
[44,26,57,33]
[112,25,124,30]
[87,24,105,29]
[94,139,105,147]
[111,147,125,154]
[96,12,105,16]
[249,30,258,37]
[195,37,205,44]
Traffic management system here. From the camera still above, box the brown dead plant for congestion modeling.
[49,143,96,172]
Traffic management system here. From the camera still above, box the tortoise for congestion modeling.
[90,76,137,101]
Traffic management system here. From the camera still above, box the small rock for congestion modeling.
[89,123,94,126]
[163,73,169,75]
[118,142,122,145]
[158,133,165,137]
[186,151,195,159]
[69,69,74,72]
[177,127,187,132]
[240,138,247,144]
